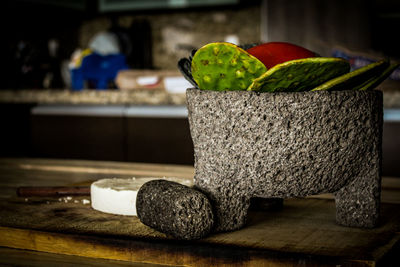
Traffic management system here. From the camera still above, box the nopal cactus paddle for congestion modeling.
[358,63,399,91]
[248,57,350,92]
[191,42,267,91]
[311,59,390,91]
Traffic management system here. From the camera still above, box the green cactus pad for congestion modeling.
[358,63,399,91]
[311,59,389,91]
[247,57,350,92]
[191,42,267,91]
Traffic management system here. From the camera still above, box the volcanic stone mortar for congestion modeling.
[186,88,383,232]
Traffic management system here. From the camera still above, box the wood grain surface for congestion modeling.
[0,158,399,266]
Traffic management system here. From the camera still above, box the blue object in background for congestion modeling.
[71,52,128,90]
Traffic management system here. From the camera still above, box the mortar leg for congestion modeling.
[211,194,250,232]
[334,170,381,228]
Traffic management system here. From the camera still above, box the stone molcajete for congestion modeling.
[186,88,383,232]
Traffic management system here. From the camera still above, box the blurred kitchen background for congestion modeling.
[1,0,400,176]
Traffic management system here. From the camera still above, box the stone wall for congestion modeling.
[78,5,261,70]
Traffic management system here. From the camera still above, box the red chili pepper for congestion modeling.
[247,42,317,69]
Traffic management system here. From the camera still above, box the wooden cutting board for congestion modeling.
[0,192,399,267]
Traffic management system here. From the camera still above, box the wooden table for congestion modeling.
[0,158,399,266]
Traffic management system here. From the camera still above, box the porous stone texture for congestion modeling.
[136,179,214,240]
[187,88,383,232]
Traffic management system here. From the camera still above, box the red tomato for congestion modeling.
[247,42,317,69]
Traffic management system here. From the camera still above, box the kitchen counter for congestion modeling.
[1,88,400,108]
[0,89,187,105]
[0,158,399,266]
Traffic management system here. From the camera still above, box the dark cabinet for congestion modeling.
[382,122,400,177]
[31,115,126,161]
[126,117,194,165]
[0,104,35,157]
[29,106,194,165]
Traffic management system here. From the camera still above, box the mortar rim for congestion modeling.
[186,88,383,97]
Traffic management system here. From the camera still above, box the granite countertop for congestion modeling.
[1,88,400,108]
[382,90,400,109]
[0,89,187,105]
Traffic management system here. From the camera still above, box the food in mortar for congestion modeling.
[186,41,397,92]
[312,59,399,91]
[191,42,267,91]
[246,41,318,68]
[247,57,349,92]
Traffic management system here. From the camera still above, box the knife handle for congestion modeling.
[17,186,90,197]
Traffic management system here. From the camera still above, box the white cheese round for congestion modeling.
[90,177,193,216]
